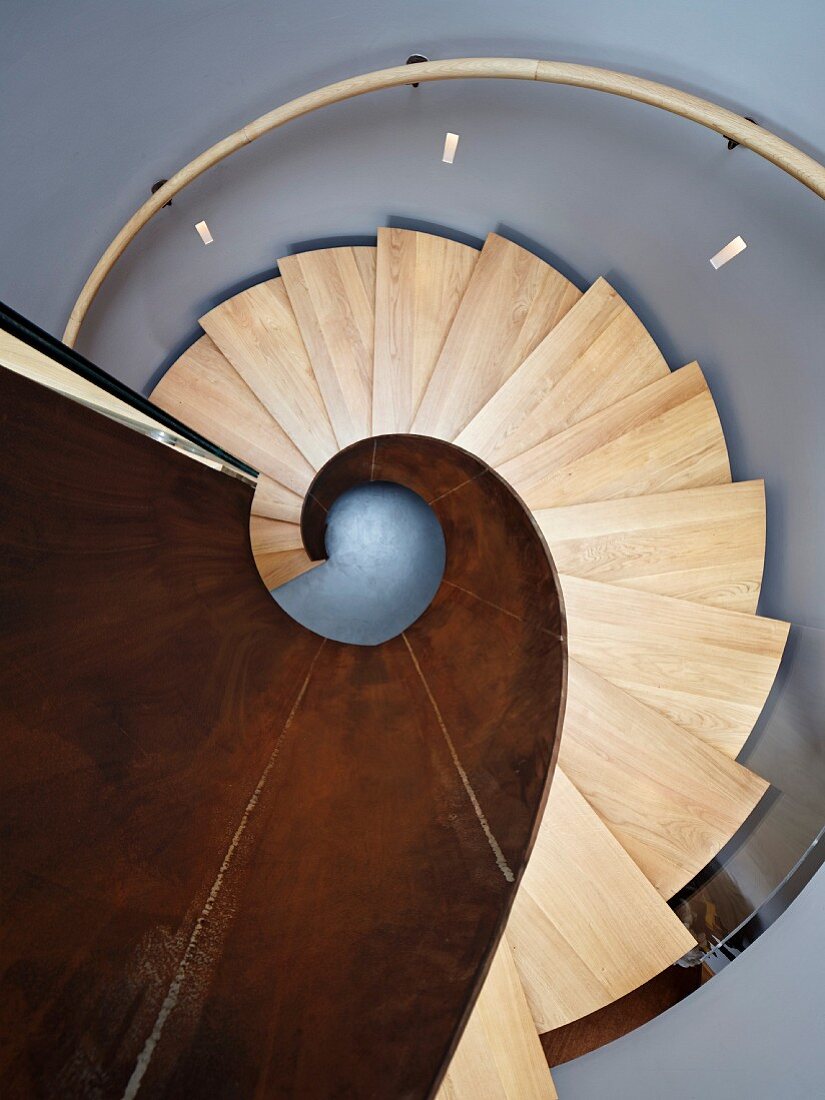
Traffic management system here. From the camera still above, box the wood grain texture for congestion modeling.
[438,938,558,1100]
[560,660,768,898]
[252,545,318,589]
[248,514,309,589]
[279,246,376,447]
[373,228,478,434]
[65,58,825,345]
[456,277,669,465]
[534,481,766,612]
[151,333,314,496]
[0,367,323,1096]
[499,361,731,509]
[561,574,790,757]
[200,278,337,469]
[1,392,564,1099]
[251,472,303,524]
[411,234,581,440]
[508,768,697,1032]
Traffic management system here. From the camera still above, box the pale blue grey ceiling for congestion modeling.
[1,4,824,1095]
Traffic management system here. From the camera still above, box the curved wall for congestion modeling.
[1,2,824,1094]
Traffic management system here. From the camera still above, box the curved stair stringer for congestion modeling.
[149,226,791,1094]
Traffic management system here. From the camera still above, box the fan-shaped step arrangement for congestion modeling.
[507,769,697,1033]
[438,937,558,1100]
[150,225,790,1095]
[559,660,768,897]
[279,246,376,447]
[373,227,477,434]
[151,333,316,503]
[561,574,789,757]
[200,277,337,470]
[498,360,731,508]
[455,276,670,465]
[534,481,766,613]
[411,233,582,440]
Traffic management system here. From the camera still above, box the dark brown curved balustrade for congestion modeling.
[0,370,565,1099]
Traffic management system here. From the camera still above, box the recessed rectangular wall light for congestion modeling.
[195,220,214,245]
[442,132,460,164]
[710,235,747,269]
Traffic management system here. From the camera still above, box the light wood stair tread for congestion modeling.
[508,768,697,1032]
[411,233,581,440]
[499,361,731,509]
[560,573,790,757]
[279,245,376,448]
[251,474,304,525]
[200,277,337,471]
[151,334,315,497]
[560,659,768,898]
[250,544,317,590]
[437,936,557,1100]
[457,277,669,465]
[373,228,478,435]
[534,481,766,612]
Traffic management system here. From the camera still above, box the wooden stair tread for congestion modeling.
[251,474,303,524]
[499,362,731,509]
[560,574,790,757]
[279,246,376,447]
[534,481,766,612]
[200,278,337,471]
[373,228,477,434]
[457,278,669,465]
[151,334,314,496]
[411,234,581,440]
[250,544,317,590]
[508,769,697,1033]
[560,660,768,898]
[438,937,557,1100]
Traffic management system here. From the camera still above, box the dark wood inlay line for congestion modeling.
[402,631,515,883]
[121,636,328,1099]
[443,578,565,639]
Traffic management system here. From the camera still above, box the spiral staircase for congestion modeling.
[146,227,789,1097]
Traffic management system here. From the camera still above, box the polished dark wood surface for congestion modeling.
[1,390,565,1098]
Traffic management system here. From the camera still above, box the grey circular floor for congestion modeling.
[272,481,446,645]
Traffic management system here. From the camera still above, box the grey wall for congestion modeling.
[1,2,824,1096]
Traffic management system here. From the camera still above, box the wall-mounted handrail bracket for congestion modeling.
[725,117,758,150]
[406,54,429,88]
[150,179,173,207]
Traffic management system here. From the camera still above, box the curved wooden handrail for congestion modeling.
[63,57,825,346]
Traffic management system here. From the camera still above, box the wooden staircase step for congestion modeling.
[251,474,303,524]
[249,516,310,589]
[279,246,376,448]
[438,937,557,1100]
[411,234,581,440]
[535,481,766,612]
[200,278,337,471]
[151,334,315,497]
[560,574,790,757]
[457,278,669,465]
[373,228,477,435]
[507,768,697,1033]
[560,660,768,898]
[499,362,731,509]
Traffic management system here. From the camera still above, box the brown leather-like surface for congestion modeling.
[0,388,564,1099]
